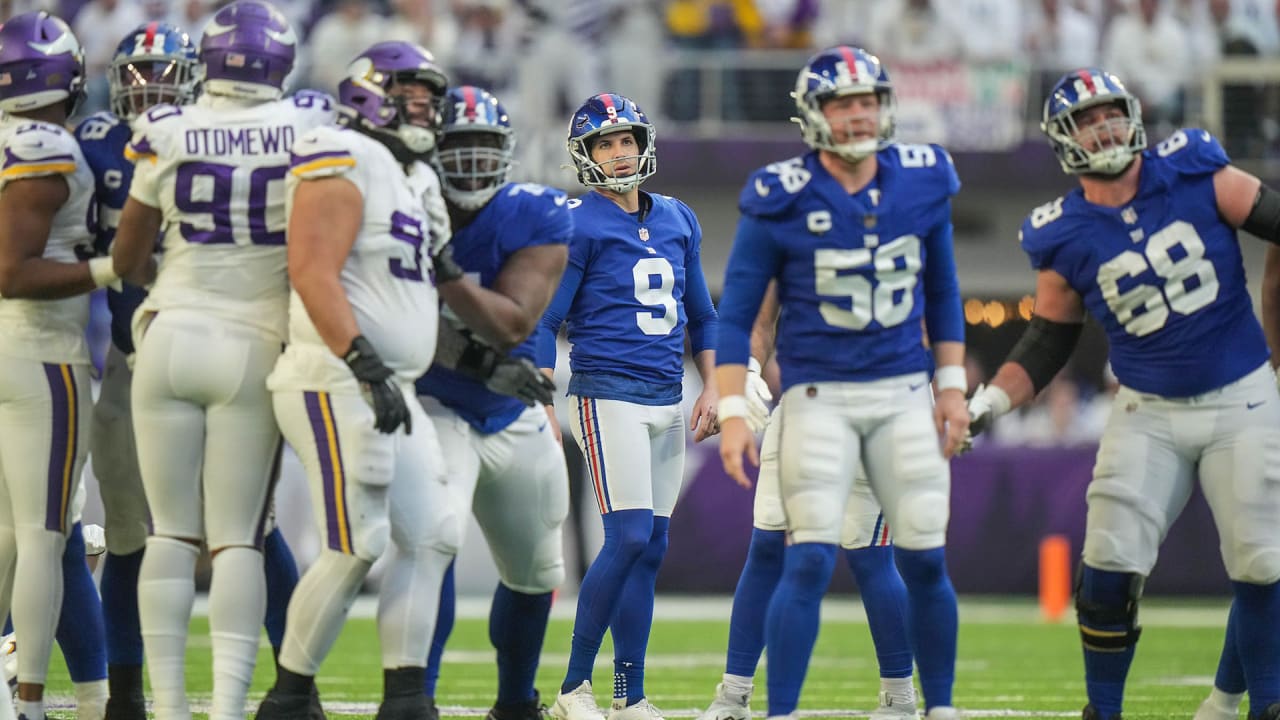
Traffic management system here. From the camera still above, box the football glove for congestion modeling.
[960,383,1010,453]
[744,358,772,433]
[432,241,466,285]
[344,335,412,434]
[485,356,557,407]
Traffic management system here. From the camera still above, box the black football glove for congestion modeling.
[485,357,556,407]
[344,335,411,434]
[432,241,466,285]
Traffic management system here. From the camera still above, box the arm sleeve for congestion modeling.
[534,261,583,369]
[683,211,718,355]
[922,212,965,344]
[716,215,784,366]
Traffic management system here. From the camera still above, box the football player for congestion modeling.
[716,46,969,720]
[108,3,336,718]
[76,20,309,719]
[966,68,1280,720]
[540,93,720,720]
[415,85,570,720]
[0,13,111,720]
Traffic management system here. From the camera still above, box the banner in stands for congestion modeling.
[892,60,1029,152]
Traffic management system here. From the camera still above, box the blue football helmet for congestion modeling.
[0,12,85,114]
[1042,68,1146,176]
[199,0,296,101]
[566,93,656,193]
[792,45,894,162]
[435,85,515,210]
[109,21,197,121]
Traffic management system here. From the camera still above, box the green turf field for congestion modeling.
[41,597,1238,719]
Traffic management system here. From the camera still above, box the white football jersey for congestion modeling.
[126,90,337,340]
[0,117,95,364]
[267,125,443,393]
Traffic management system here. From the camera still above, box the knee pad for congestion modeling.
[1075,566,1144,652]
[895,490,949,549]
[1229,546,1280,585]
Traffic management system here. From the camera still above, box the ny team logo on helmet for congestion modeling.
[435,85,515,210]
[1042,68,1146,176]
[199,0,296,101]
[0,11,85,113]
[792,45,894,162]
[566,93,656,193]
[110,21,197,121]
[338,41,448,159]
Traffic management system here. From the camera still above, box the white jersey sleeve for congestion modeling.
[0,118,95,364]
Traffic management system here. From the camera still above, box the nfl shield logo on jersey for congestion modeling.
[639,228,649,241]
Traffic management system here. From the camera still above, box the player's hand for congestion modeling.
[958,383,1010,454]
[718,416,758,489]
[344,335,412,434]
[485,357,556,407]
[82,524,107,556]
[544,403,562,445]
[744,360,773,433]
[691,386,720,442]
[431,241,466,285]
[934,387,969,458]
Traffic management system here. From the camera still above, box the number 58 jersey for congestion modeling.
[125,91,337,341]
[1019,129,1268,397]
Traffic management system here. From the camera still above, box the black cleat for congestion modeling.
[376,693,438,720]
[487,692,550,720]
[308,684,327,720]
[1250,702,1280,720]
[104,694,147,720]
[257,687,315,720]
[1082,704,1121,720]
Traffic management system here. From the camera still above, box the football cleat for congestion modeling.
[375,693,436,720]
[1194,694,1241,720]
[1251,702,1280,720]
[696,683,751,720]
[103,693,146,720]
[870,687,919,719]
[550,681,605,720]
[923,707,959,720]
[607,698,664,720]
[487,692,549,720]
[256,688,314,720]
[1081,705,1120,720]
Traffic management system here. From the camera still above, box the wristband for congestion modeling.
[88,256,121,290]
[717,395,749,421]
[935,365,967,393]
[748,357,763,374]
[977,384,1012,418]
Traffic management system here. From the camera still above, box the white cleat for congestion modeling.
[607,698,664,720]
[551,682,605,720]
[697,683,751,720]
[923,707,959,720]
[871,688,920,719]
[1193,696,1242,720]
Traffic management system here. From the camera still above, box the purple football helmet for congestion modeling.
[0,12,85,114]
[199,0,295,101]
[565,93,656,193]
[338,41,448,159]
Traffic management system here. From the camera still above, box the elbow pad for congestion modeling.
[1006,316,1083,394]
[1242,184,1280,245]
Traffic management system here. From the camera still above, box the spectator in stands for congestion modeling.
[1026,0,1100,72]
[166,0,212,41]
[304,0,387,94]
[1100,0,1193,134]
[73,0,146,114]
[665,0,764,122]
[441,0,516,93]
[868,0,962,64]
[941,0,1023,62]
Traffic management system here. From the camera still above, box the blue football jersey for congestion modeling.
[717,146,965,392]
[415,183,573,433]
[1019,129,1268,397]
[536,190,718,405]
[75,111,147,354]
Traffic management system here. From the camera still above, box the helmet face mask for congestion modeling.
[110,22,197,121]
[566,93,656,193]
[0,12,86,115]
[199,0,296,101]
[793,46,894,162]
[337,41,448,162]
[434,85,514,210]
[1042,69,1147,177]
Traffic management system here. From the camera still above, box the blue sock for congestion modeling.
[99,548,144,666]
[1076,566,1140,717]
[425,560,455,697]
[764,542,838,717]
[262,527,299,651]
[57,523,107,682]
[561,509,653,695]
[610,516,669,705]
[895,547,957,709]
[1232,580,1280,709]
[846,545,912,679]
[1214,600,1246,694]
[724,529,785,678]
[491,584,553,705]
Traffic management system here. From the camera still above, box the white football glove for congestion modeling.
[82,523,107,556]
[960,383,1011,453]
[744,357,773,433]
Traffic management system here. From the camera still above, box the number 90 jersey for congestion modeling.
[125,91,337,341]
[267,126,441,393]
[1019,129,1268,397]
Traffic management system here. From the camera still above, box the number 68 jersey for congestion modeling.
[1019,129,1268,397]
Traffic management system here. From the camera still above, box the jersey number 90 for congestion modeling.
[175,162,289,245]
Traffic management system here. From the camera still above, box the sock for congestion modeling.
[1232,580,1280,710]
[12,527,67,686]
[274,666,316,696]
[73,679,107,720]
[491,584,553,705]
[880,676,916,709]
[15,699,42,720]
[1214,600,1247,695]
[764,543,838,717]
[722,673,753,696]
[1076,566,1140,718]
[57,524,107,684]
[377,544,451,669]
[846,545,912,679]
[385,666,424,698]
[208,547,266,720]
[895,547,957,710]
[138,537,199,720]
[424,559,455,697]
[278,550,371,676]
[610,516,669,705]
[262,528,300,652]
[106,664,144,703]
[99,549,144,666]
[561,509,653,694]
[724,529,785,679]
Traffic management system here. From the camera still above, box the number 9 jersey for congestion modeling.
[1019,129,1268,397]
[125,90,337,341]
